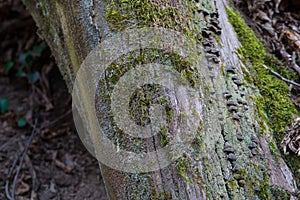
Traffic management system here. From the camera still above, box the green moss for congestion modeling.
[264,54,299,82]
[105,1,128,30]
[284,153,300,186]
[226,8,298,136]
[104,0,197,36]
[226,6,300,194]
[234,169,248,179]
[160,125,171,146]
[227,9,300,187]
[226,179,238,196]
[249,172,272,200]
[240,62,253,84]
[270,186,290,200]
[269,141,280,161]
[151,189,172,200]
[176,158,193,184]
[258,181,271,200]
[102,0,207,158]
[96,49,201,155]
[220,62,224,75]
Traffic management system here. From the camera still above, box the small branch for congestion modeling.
[262,64,300,88]
[291,52,300,77]
[40,109,72,129]
[5,158,18,200]
[19,141,38,199]
[11,119,37,199]
[0,134,19,152]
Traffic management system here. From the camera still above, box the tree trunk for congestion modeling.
[22,0,299,199]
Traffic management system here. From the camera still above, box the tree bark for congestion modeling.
[22,0,299,199]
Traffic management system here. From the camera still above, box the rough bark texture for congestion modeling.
[22,0,299,199]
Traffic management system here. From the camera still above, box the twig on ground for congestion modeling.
[0,134,19,152]
[12,118,38,200]
[19,141,38,199]
[40,109,72,130]
[291,52,300,77]
[5,119,38,200]
[32,85,53,111]
[262,64,300,88]
[5,158,18,200]
[26,108,71,132]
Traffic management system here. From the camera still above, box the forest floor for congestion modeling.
[0,1,108,199]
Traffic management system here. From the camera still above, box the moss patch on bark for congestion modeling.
[104,0,198,37]
[226,7,300,188]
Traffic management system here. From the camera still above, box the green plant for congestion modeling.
[17,118,27,127]
[0,97,9,114]
[18,50,33,68]
[28,71,40,84]
[5,61,14,74]
[33,43,46,57]
[14,43,46,84]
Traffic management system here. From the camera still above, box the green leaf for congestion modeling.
[17,118,27,127]
[28,71,40,83]
[18,51,33,68]
[16,70,27,77]
[33,43,46,57]
[6,61,14,73]
[0,98,9,114]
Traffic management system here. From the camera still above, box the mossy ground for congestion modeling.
[226,7,300,188]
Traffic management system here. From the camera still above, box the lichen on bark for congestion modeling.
[226,6,300,195]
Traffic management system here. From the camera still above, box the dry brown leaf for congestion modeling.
[15,180,30,195]
[281,118,300,155]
